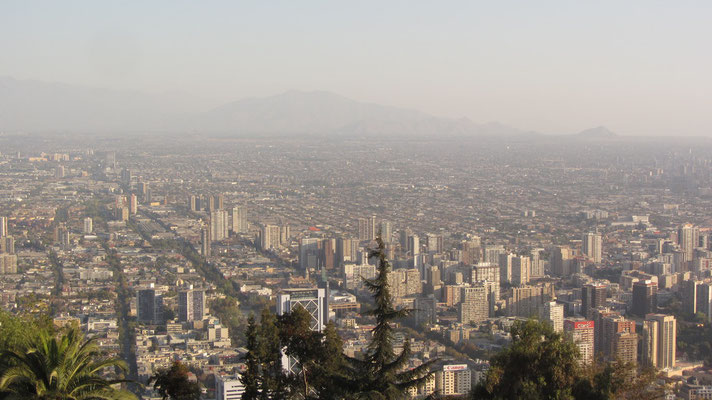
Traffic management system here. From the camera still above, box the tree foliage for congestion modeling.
[346,235,435,399]
[0,324,135,400]
[148,361,200,400]
[472,319,665,400]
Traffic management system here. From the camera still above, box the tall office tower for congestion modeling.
[601,315,637,363]
[261,224,282,250]
[414,296,437,326]
[482,244,503,264]
[0,216,7,237]
[55,165,65,178]
[683,280,700,315]
[461,238,482,265]
[201,227,211,257]
[138,182,149,201]
[280,224,290,245]
[120,168,132,184]
[581,283,607,319]
[632,280,658,317]
[426,234,444,254]
[583,232,603,264]
[380,220,393,243]
[336,237,354,264]
[129,193,138,214]
[214,194,224,210]
[407,234,420,257]
[507,284,555,317]
[216,374,244,400]
[276,288,327,371]
[231,206,248,233]
[498,253,513,284]
[207,195,216,212]
[210,210,229,241]
[399,229,412,252]
[459,284,489,324]
[404,268,422,295]
[367,215,378,240]
[678,223,700,263]
[642,314,676,369]
[435,365,473,396]
[357,218,369,241]
[137,287,164,324]
[0,254,18,274]
[322,238,336,270]
[530,248,545,278]
[511,256,531,286]
[697,283,712,322]
[104,151,116,169]
[542,301,564,332]
[1,236,15,255]
[426,265,442,296]
[178,288,206,322]
[472,262,500,301]
[564,320,595,365]
[116,207,129,222]
[551,246,573,277]
[189,195,198,212]
[194,195,204,211]
[299,238,321,270]
[83,217,93,234]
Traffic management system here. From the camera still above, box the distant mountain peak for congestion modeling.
[577,126,617,137]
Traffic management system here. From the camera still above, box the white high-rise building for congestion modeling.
[83,217,93,234]
[210,210,229,241]
[231,206,248,233]
[542,301,564,332]
[260,224,281,250]
[511,256,531,286]
[277,288,327,372]
[0,216,8,237]
[583,232,603,264]
[216,374,244,400]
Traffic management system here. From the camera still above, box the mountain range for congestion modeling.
[0,77,614,138]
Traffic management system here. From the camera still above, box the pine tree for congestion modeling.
[240,314,261,400]
[258,308,287,400]
[348,235,435,399]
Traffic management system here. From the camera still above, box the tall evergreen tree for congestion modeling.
[348,235,435,399]
[257,308,287,400]
[240,315,261,400]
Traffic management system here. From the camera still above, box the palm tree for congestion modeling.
[0,326,136,400]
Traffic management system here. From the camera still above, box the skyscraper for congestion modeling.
[129,193,138,214]
[581,283,607,319]
[511,255,531,286]
[231,206,248,233]
[678,223,700,264]
[426,233,444,254]
[551,246,573,277]
[380,220,392,243]
[642,314,676,369]
[582,232,603,264]
[459,284,489,324]
[201,227,211,257]
[564,320,595,365]
[137,287,163,324]
[210,210,229,241]
[261,224,282,250]
[299,238,321,270]
[83,217,93,234]
[632,280,658,317]
[178,288,206,322]
[276,288,327,372]
[542,301,564,332]
[498,253,513,284]
[0,217,7,237]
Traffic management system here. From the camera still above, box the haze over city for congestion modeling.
[2,1,712,136]
[2,3,712,400]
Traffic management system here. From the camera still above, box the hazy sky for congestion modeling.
[2,1,711,136]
